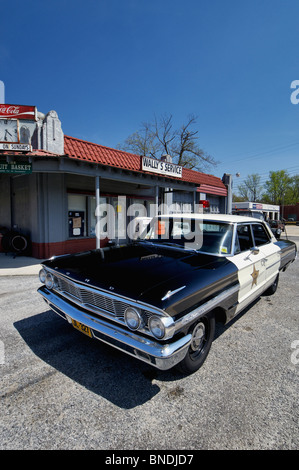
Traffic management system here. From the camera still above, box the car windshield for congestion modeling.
[139,217,234,255]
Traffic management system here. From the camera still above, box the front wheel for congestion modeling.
[176,313,215,375]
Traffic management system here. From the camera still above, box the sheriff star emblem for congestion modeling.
[251,264,259,287]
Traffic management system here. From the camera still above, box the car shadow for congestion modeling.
[214,296,262,340]
[14,309,168,409]
[14,297,264,408]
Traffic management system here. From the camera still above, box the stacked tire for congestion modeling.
[1,230,31,255]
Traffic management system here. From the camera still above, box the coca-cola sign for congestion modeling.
[0,104,36,120]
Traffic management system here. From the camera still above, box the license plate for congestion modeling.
[72,319,92,338]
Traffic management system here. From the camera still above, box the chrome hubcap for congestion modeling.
[190,322,205,352]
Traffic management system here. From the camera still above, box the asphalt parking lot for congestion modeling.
[0,232,298,451]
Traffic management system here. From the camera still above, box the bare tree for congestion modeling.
[153,114,176,157]
[118,113,217,171]
[237,174,263,202]
[117,120,159,158]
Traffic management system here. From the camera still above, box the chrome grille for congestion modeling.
[55,276,142,319]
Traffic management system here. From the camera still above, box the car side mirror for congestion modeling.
[250,247,259,255]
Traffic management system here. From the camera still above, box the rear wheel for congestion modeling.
[264,274,279,295]
[176,313,215,375]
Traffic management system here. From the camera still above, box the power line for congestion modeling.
[235,165,299,185]
[235,170,299,194]
[221,140,299,164]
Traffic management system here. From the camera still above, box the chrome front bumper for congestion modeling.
[38,286,191,370]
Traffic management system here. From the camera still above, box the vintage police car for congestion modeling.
[38,214,296,374]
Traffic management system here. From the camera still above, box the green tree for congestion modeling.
[285,175,299,204]
[263,170,292,205]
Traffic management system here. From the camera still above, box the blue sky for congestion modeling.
[1,0,299,190]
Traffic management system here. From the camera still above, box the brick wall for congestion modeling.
[32,237,109,259]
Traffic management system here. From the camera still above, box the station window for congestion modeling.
[68,194,87,238]
[89,196,108,237]
[68,194,111,239]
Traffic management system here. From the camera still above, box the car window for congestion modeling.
[140,218,233,254]
[235,224,254,253]
[251,223,270,246]
[198,222,233,255]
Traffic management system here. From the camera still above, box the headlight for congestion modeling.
[149,316,166,339]
[45,272,54,289]
[39,268,47,283]
[124,307,143,331]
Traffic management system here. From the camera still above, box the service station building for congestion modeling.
[0,104,228,259]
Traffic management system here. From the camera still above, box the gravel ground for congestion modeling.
[0,248,298,451]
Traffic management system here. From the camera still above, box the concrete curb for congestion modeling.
[0,253,43,276]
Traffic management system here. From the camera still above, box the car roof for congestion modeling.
[158,213,264,223]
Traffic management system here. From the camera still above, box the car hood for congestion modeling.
[43,242,232,310]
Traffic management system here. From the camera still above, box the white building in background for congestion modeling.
[232,201,280,221]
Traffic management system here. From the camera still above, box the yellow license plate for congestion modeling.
[72,319,92,338]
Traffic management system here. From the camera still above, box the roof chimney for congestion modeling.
[161,154,172,163]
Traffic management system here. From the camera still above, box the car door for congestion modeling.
[230,223,268,314]
[250,222,281,291]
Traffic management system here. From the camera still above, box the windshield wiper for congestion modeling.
[135,239,198,252]
[157,241,198,252]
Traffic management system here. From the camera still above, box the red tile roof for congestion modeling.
[63,135,227,193]
[64,135,141,171]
